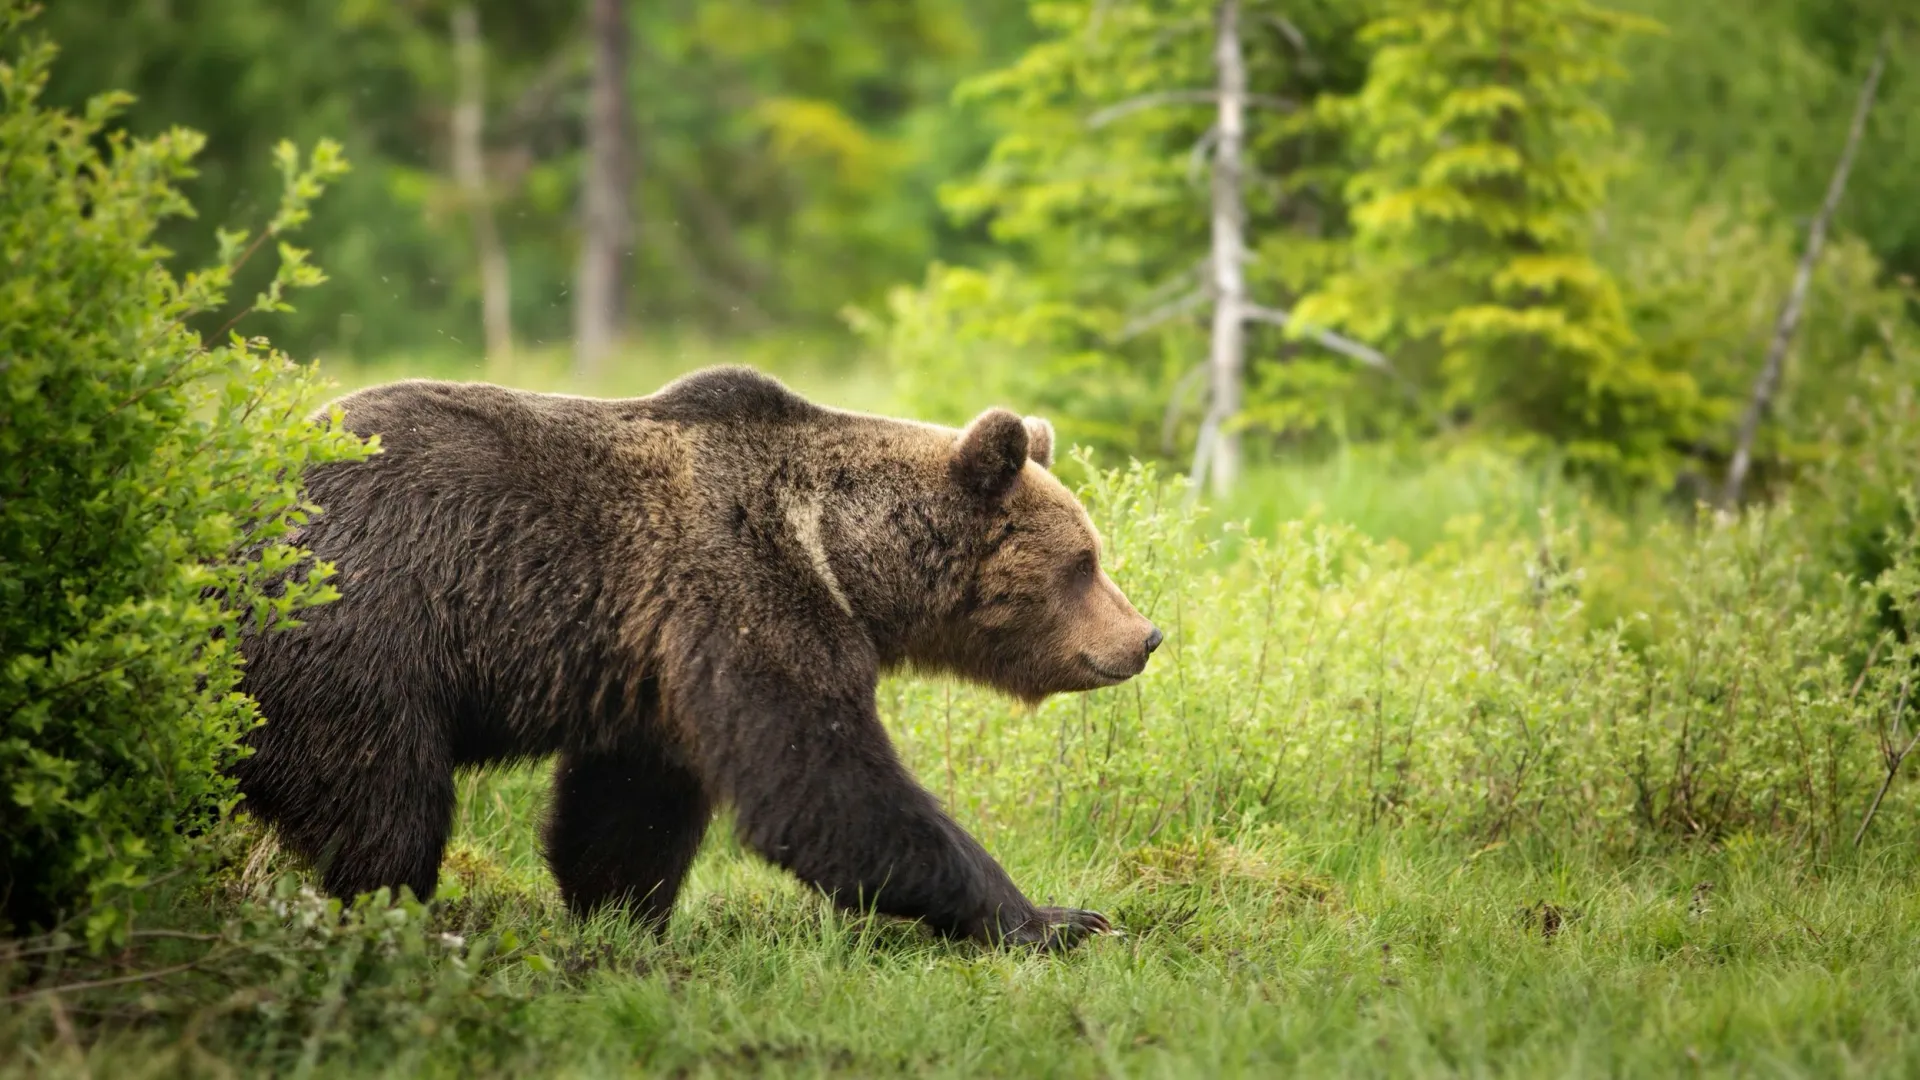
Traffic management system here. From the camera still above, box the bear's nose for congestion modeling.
[1144,627,1164,655]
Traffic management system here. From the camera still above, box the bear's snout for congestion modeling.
[1064,572,1161,690]
[1073,606,1160,690]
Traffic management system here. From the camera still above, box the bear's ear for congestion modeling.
[952,407,1030,500]
[1022,416,1054,470]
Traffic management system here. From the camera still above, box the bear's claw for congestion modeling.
[1005,906,1114,952]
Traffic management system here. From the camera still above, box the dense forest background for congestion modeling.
[38,0,1918,500]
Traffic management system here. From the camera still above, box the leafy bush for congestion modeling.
[0,4,368,942]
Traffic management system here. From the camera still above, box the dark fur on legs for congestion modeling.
[544,742,711,926]
[234,705,456,905]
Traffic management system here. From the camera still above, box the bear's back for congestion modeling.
[639,365,821,427]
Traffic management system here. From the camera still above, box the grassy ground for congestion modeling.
[19,771,1920,1078]
[428,770,1920,1079]
[9,348,1916,1077]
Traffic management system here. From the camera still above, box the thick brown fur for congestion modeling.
[233,366,1161,950]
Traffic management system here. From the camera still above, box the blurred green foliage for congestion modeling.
[32,0,1917,501]
[1289,0,1695,486]
[853,0,1380,453]
[1608,0,1920,280]
[35,0,1032,359]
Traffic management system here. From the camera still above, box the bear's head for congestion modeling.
[931,408,1163,704]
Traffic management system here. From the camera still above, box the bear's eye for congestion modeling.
[1074,552,1097,580]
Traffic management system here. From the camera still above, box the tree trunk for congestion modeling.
[1722,29,1888,508]
[1194,0,1248,499]
[451,4,514,377]
[573,0,634,378]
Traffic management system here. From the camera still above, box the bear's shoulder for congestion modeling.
[641,366,819,426]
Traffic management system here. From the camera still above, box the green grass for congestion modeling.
[18,764,1920,1078]
[429,770,1920,1079]
[1213,444,1592,558]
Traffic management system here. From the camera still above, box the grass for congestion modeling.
[426,770,1920,1078]
[18,766,1920,1078]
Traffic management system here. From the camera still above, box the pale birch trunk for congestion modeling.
[1196,0,1248,499]
[573,0,634,378]
[451,5,514,377]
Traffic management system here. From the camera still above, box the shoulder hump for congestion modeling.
[643,365,817,425]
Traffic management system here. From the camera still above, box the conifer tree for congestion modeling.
[1291,0,1702,484]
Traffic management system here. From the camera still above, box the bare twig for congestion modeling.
[1243,303,1404,381]
[1847,637,1888,703]
[1089,89,1216,128]
[1133,258,1207,309]
[1087,88,1294,129]
[6,928,223,961]
[1161,363,1208,455]
[5,954,225,1004]
[1187,124,1219,187]
[1722,28,1890,507]
[1854,674,1914,848]
[1263,14,1308,53]
[129,929,224,943]
[1117,287,1210,341]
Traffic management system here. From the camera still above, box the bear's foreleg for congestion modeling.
[681,657,1109,951]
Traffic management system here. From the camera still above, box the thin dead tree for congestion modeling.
[1721,29,1890,508]
[573,0,635,378]
[1194,0,1248,499]
[451,4,514,376]
[1093,2,1412,497]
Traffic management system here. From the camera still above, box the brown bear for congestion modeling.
[233,366,1161,950]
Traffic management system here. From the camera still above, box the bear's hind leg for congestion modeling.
[543,742,711,926]
[243,732,457,905]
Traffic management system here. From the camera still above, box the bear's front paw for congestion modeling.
[1003,906,1113,953]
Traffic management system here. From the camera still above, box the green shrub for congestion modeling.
[0,3,368,943]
